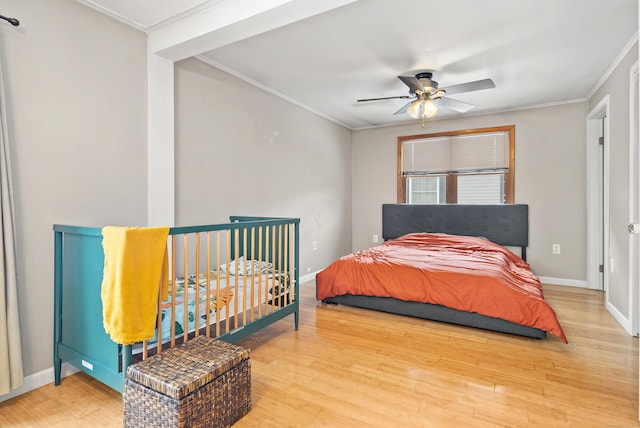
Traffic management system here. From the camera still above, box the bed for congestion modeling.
[53,216,300,393]
[316,204,566,342]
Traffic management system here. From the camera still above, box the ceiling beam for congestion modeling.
[149,0,359,61]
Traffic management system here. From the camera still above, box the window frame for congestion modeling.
[397,125,515,204]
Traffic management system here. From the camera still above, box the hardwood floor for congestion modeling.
[1,282,638,427]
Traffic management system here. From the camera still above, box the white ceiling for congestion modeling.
[79,0,638,130]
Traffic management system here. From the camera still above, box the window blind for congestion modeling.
[402,131,509,175]
[402,137,450,173]
[457,174,504,204]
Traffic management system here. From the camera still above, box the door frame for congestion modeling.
[586,96,610,292]
[630,60,639,336]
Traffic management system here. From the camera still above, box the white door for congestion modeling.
[632,57,640,423]
[597,117,605,291]
[587,97,609,292]
[636,3,639,421]
[630,62,639,337]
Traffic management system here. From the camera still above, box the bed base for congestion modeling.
[323,295,546,339]
[53,216,300,393]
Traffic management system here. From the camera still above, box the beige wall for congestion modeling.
[352,102,588,281]
[589,41,639,319]
[174,58,353,279]
[0,0,148,377]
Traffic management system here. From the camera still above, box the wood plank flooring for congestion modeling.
[1,282,638,427]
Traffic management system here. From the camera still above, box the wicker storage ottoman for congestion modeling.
[124,336,251,428]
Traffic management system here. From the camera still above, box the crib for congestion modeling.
[53,216,300,393]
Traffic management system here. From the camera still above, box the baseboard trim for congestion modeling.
[299,271,320,285]
[537,276,589,288]
[0,363,79,403]
[606,300,633,335]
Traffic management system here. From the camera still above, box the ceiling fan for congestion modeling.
[357,72,495,121]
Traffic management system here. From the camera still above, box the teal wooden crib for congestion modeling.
[53,216,300,393]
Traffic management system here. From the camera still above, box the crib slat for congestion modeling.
[249,227,256,323]
[283,224,288,305]
[266,225,272,313]
[156,270,163,355]
[183,234,189,343]
[289,224,294,305]
[242,228,248,326]
[278,225,282,306]
[233,229,240,329]
[215,231,221,338]
[288,224,292,305]
[257,226,263,318]
[226,230,232,334]
[194,232,200,338]
[170,235,176,348]
[205,232,211,337]
[273,225,277,313]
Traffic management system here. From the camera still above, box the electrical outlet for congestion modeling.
[312,240,317,250]
[373,234,379,243]
[552,244,560,254]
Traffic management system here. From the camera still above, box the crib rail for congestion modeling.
[53,216,300,393]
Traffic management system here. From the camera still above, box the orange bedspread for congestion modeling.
[316,233,567,343]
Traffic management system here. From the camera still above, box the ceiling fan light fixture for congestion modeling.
[424,98,438,117]
[407,97,438,120]
[406,99,423,119]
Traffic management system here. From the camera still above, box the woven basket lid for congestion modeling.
[126,336,250,399]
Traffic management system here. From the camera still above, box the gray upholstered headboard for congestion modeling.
[382,204,529,258]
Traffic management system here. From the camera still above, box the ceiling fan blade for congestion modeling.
[393,101,413,115]
[397,75,423,93]
[357,95,412,102]
[441,78,495,96]
[438,97,474,113]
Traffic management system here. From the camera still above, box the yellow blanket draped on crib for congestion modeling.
[100,226,169,345]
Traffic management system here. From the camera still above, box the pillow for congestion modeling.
[219,256,272,276]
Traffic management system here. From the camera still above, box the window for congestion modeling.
[397,126,515,204]
[406,176,446,204]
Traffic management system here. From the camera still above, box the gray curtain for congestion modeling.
[0,51,23,396]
